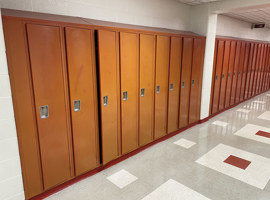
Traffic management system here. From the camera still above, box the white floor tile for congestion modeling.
[236,109,251,114]
[253,100,266,104]
[141,179,210,200]
[266,94,270,97]
[174,138,196,149]
[212,121,229,127]
[196,144,270,189]
[234,124,270,145]
[257,111,270,121]
[107,169,138,189]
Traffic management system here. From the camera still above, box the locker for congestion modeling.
[154,35,170,139]
[139,34,155,146]
[230,41,241,105]
[179,37,193,128]
[258,44,267,93]
[211,40,225,114]
[252,44,261,96]
[26,24,73,189]
[218,41,230,110]
[248,43,258,98]
[65,27,99,175]
[240,43,250,101]
[261,46,269,91]
[225,41,236,108]
[168,36,182,133]
[235,42,246,103]
[120,32,139,154]
[244,43,254,99]
[189,38,204,123]
[263,46,270,91]
[97,30,120,164]
[255,44,264,94]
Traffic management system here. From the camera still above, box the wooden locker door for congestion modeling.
[240,42,250,101]
[168,36,182,133]
[235,42,246,103]
[244,43,254,99]
[189,38,204,124]
[154,35,170,139]
[26,24,73,189]
[225,41,236,108]
[252,44,261,96]
[97,30,120,164]
[248,43,258,98]
[230,41,241,106]
[211,40,225,114]
[218,40,230,110]
[179,37,193,128]
[65,27,99,176]
[120,32,139,154]
[139,34,155,146]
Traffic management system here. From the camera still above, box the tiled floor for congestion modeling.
[46,92,270,200]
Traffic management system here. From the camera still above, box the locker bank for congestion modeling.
[0,1,270,200]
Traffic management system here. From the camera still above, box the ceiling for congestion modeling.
[224,7,270,28]
[177,0,227,6]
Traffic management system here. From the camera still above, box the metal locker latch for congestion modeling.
[238,72,240,76]
[222,74,224,79]
[73,100,81,112]
[123,91,128,101]
[141,88,145,97]
[228,73,230,78]
[192,80,195,86]
[215,75,218,80]
[39,105,49,119]
[233,72,236,76]
[170,83,173,91]
[182,82,185,88]
[156,86,160,94]
[103,96,108,106]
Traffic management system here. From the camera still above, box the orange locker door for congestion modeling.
[244,43,254,99]
[26,24,73,189]
[218,41,230,110]
[168,36,182,133]
[139,34,155,146]
[230,41,241,106]
[256,44,264,94]
[248,43,258,98]
[154,35,170,139]
[211,40,224,114]
[252,44,261,96]
[261,46,269,91]
[179,37,193,128]
[65,27,99,175]
[240,43,250,101]
[189,38,204,124]
[97,30,120,164]
[225,41,236,108]
[264,46,270,91]
[120,32,139,154]
[235,42,246,103]
[258,44,267,93]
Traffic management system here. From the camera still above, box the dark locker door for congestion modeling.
[240,43,250,101]
[189,38,204,124]
[168,36,182,133]
[154,35,170,139]
[219,40,230,110]
[26,24,73,189]
[179,37,193,128]
[248,43,258,98]
[120,32,139,154]
[225,41,236,108]
[97,30,120,164]
[252,44,261,96]
[244,43,254,99]
[65,27,99,175]
[230,41,241,105]
[139,34,155,146]
[211,40,225,114]
[235,42,246,103]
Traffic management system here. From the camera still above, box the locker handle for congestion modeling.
[73,100,81,112]
[170,83,173,91]
[123,91,128,101]
[157,86,160,94]
[215,75,218,80]
[192,80,195,86]
[228,73,230,78]
[222,74,224,79]
[233,72,236,76]
[39,105,49,119]
[182,82,185,88]
[103,96,108,106]
[141,88,145,97]
[238,72,240,76]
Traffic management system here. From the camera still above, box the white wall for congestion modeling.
[0,9,25,200]
[217,14,270,42]
[0,0,191,31]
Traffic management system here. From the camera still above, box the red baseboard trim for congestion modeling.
[30,89,270,200]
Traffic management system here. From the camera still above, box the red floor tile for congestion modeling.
[224,155,251,170]
[255,131,270,138]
